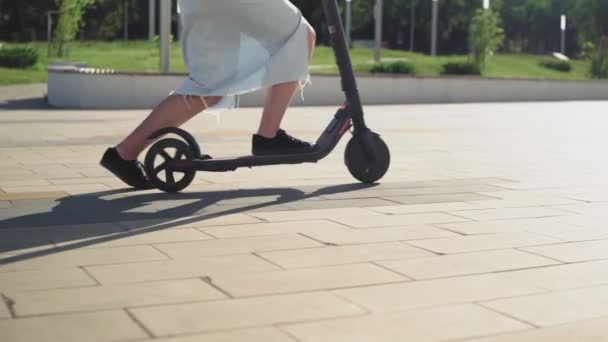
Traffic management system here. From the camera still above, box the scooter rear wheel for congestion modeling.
[344,133,390,184]
[145,138,196,193]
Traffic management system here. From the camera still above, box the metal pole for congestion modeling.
[321,0,366,129]
[345,0,352,48]
[47,12,53,57]
[409,0,415,51]
[159,0,172,72]
[176,3,182,41]
[431,0,438,57]
[560,15,567,55]
[123,0,129,41]
[374,0,383,62]
[149,0,156,41]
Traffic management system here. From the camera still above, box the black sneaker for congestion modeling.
[252,129,317,156]
[100,148,153,190]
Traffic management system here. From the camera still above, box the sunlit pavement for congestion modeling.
[2,93,608,341]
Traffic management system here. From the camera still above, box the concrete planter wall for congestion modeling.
[47,67,608,109]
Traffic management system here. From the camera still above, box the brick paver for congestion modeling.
[1,99,608,341]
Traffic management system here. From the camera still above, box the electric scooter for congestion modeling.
[144,0,391,193]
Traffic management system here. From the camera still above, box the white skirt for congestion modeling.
[175,0,311,112]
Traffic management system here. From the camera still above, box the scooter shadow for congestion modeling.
[0,182,376,265]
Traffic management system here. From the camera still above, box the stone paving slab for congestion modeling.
[281,304,530,342]
[451,207,571,221]
[521,239,608,263]
[2,101,608,341]
[377,249,560,280]
[492,260,608,291]
[0,268,96,292]
[332,212,468,228]
[153,327,296,342]
[368,201,489,214]
[259,242,433,268]
[303,224,457,245]
[0,245,168,272]
[0,223,125,254]
[407,232,562,254]
[333,273,545,313]
[130,292,365,337]
[0,310,148,342]
[85,254,279,285]
[155,234,323,259]
[198,219,348,238]
[467,317,608,342]
[0,300,10,319]
[11,279,225,316]
[435,216,576,235]
[210,263,406,297]
[482,284,608,327]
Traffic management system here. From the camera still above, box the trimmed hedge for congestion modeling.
[370,61,415,75]
[0,46,39,69]
[540,59,572,72]
[441,62,481,75]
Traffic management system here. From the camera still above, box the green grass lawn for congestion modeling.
[0,40,593,86]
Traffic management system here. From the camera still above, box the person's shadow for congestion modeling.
[0,182,375,265]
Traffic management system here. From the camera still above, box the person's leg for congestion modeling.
[116,95,220,160]
[256,23,316,138]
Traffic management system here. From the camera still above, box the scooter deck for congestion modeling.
[170,152,322,172]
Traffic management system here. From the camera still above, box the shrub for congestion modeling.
[0,46,39,69]
[580,41,595,60]
[539,60,572,72]
[441,62,481,75]
[370,61,415,75]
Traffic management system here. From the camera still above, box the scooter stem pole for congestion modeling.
[321,0,367,131]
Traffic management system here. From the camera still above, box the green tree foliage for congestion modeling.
[0,0,56,41]
[1,0,607,59]
[469,9,504,72]
[590,37,608,78]
[570,0,608,44]
[54,0,96,56]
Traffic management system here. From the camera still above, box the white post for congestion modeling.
[177,3,182,41]
[148,0,155,41]
[374,0,383,62]
[431,0,438,57]
[159,0,171,72]
[561,15,567,54]
[483,0,490,10]
[345,0,352,48]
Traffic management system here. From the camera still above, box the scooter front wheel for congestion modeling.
[145,138,196,193]
[344,133,390,184]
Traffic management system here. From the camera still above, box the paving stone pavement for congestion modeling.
[1,99,608,341]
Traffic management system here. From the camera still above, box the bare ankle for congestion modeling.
[115,145,137,161]
[256,129,278,139]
